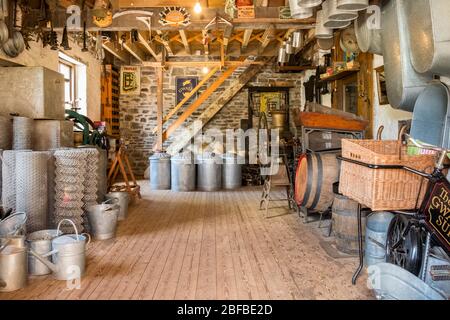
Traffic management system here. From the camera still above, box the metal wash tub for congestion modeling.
[404,0,450,77]
[381,0,432,112]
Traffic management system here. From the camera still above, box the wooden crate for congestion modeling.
[339,139,436,211]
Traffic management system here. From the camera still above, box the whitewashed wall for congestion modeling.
[0,37,102,121]
[372,54,412,140]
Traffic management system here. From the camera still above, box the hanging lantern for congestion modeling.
[292,31,303,48]
[278,45,288,64]
[315,9,333,39]
[298,0,323,8]
[289,0,314,19]
[336,0,369,11]
[323,0,358,21]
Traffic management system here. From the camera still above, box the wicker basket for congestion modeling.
[339,139,436,211]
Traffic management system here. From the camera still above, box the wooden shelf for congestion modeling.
[319,68,360,82]
[277,65,316,73]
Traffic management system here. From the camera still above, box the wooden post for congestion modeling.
[156,66,164,151]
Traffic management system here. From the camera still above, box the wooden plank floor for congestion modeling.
[0,184,373,300]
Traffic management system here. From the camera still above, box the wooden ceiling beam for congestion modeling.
[36,8,315,32]
[137,31,159,60]
[222,25,234,54]
[259,25,276,54]
[179,30,191,55]
[102,41,131,63]
[118,34,147,62]
[155,30,174,56]
[202,30,210,56]
[241,29,253,51]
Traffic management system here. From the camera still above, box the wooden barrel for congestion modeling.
[332,194,367,255]
[294,152,340,212]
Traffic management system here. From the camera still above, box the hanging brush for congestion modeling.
[49,20,58,50]
[61,24,71,50]
[82,21,88,52]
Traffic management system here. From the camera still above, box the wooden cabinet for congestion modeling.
[101,64,120,138]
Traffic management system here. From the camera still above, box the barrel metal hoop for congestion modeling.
[310,153,323,209]
[301,153,313,206]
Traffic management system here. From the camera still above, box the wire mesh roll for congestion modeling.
[1,150,30,212]
[0,150,2,206]
[0,116,12,150]
[46,150,55,228]
[13,116,33,150]
[15,151,49,233]
[53,149,87,232]
[97,149,108,202]
[79,147,99,233]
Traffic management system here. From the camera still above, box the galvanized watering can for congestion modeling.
[29,219,90,281]
[0,235,28,292]
[86,198,120,240]
[27,229,62,276]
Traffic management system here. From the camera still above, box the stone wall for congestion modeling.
[119,62,306,176]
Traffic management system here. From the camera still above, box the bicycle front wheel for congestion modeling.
[386,214,424,276]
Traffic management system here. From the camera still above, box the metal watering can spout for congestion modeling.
[28,247,58,273]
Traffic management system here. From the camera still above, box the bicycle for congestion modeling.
[385,137,450,279]
[339,136,450,285]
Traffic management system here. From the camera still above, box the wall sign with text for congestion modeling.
[176,77,198,105]
[120,66,141,96]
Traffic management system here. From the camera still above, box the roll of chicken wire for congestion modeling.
[13,116,33,150]
[0,149,2,205]
[15,151,49,233]
[0,116,12,150]
[97,149,108,202]
[53,149,87,232]
[46,150,56,228]
[1,150,31,212]
[79,147,99,233]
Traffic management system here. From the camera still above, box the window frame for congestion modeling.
[59,58,77,110]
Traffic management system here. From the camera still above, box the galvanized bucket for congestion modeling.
[27,229,61,276]
[105,192,129,221]
[365,212,395,267]
[0,236,27,292]
[0,212,27,237]
[29,219,90,281]
[86,199,119,240]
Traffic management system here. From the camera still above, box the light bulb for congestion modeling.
[202,66,209,74]
[194,2,202,14]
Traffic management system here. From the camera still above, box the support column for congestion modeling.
[156,66,164,151]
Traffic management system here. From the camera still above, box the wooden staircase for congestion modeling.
[166,59,269,154]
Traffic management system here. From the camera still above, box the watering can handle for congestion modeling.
[57,219,79,241]
[81,233,91,246]
[103,198,116,205]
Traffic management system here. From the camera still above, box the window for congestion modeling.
[59,60,75,110]
[58,52,87,116]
